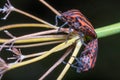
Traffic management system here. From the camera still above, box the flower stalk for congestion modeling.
[57,40,82,80]
[8,36,79,70]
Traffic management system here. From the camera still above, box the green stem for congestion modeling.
[96,22,120,38]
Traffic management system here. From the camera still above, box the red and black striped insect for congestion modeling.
[57,9,98,72]
[57,9,97,39]
[74,39,98,72]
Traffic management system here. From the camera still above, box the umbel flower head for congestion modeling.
[0,0,99,80]
[0,0,14,20]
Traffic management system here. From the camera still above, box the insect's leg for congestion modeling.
[65,26,72,41]
[70,56,85,73]
[58,22,68,32]
[55,15,68,31]
[78,32,87,47]
[55,15,59,26]
[55,15,69,32]
[62,61,78,69]
[81,48,92,54]
[71,56,80,63]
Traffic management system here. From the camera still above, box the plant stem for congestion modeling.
[0,29,58,51]
[0,23,53,31]
[39,46,74,80]
[0,22,120,40]
[8,36,79,70]
[39,0,61,16]
[57,40,82,80]
[2,41,63,48]
[13,8,57,29]
[96,22,120,38]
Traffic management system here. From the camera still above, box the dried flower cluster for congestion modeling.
[0,0,80,80]
[0,0,14,20]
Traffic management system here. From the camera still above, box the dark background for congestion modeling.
[0,0,120,80]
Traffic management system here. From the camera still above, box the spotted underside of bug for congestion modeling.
[74,39,98,72]
[58,9,98,72]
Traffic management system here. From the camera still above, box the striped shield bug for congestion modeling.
[57,9,97,39]
[74,39,98,72]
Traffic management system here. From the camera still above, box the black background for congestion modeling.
[0,0,120,80]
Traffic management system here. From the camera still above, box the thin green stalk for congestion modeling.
[96,22,120,38]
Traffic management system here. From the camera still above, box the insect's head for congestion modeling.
[58,12,74,23]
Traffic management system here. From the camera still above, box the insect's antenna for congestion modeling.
[39,0,61,16]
